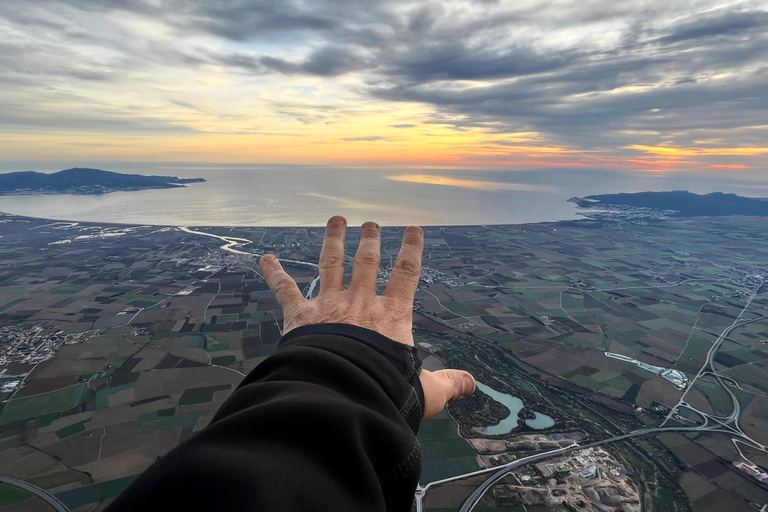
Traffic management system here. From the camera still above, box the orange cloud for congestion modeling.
[386,174,551,192]
[707,164,751,169]
[627,145,768,156]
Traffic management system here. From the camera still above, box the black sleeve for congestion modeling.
[104,323,425,512]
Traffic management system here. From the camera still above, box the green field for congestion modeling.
[0,299,26,312]
[0,484,32,506]
[178,384,232,406]
[0,385,81,425]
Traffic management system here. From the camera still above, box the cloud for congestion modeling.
[628,145,768,156]
[340,136,391,141]
[387,174,551,192]
[0,0,767,164]
[261,47,364,77]
[657,10,768,44]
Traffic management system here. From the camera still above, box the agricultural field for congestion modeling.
[0,213,766,511]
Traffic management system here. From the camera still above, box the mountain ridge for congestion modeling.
[0,167,205,195]
[571,190,768,217]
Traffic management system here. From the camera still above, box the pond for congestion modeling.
[472,381,555,435]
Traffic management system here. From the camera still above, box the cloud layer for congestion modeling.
[0,0,766,169]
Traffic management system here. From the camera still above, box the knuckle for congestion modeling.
[394,257,421,276]
[355,251,380,267]
[319,255,344,270]
[402,234,423,247]
[272,274,295,291]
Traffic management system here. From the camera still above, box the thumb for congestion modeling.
[419,369,476,422]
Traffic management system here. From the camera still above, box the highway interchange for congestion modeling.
[416,279,767,512]
[3,228,762,511]
[178,227,768,511]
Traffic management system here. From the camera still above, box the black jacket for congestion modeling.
[105,323,425,511]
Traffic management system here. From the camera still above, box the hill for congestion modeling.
[0,168,205,195]
[573,190,768,217]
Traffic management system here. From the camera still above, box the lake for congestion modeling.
[473,381,555,435]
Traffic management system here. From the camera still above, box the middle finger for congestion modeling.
[319,215,347,292]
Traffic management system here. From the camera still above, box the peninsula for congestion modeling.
[0,168,206,196]
[571,190,768,217]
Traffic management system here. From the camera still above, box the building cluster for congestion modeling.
[574,203,675,222]
[0,325,70,368]
[605,352,689,389]
[498,447,639,511]
[734,461,768,483]
[531,448,627,482]
[419,266,465,287]
[0,326,90,393]
[660,368,689,389]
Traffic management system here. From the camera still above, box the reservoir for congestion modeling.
[473,381,555,435]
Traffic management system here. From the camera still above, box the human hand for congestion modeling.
[259,215,476,421]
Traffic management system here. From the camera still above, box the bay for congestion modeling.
[0,165,764,226]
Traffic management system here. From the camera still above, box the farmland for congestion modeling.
[0,212,766,511]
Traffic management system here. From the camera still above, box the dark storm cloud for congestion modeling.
[364,4,768,147]
[658,10,768,44]
[260,47,365,77]
[191,2,339,42]
[385,46,571,82]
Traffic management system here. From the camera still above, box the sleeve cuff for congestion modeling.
[279,323,425,426]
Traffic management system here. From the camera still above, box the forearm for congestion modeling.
[105,325,424,512]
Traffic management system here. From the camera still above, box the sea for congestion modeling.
[0,164,765,227]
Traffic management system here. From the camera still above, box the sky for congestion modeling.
[1,0,767,175]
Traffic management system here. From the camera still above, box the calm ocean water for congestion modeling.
[0,165,765,226]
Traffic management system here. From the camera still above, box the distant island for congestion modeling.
[0,168,206,196]
[570,190,768,217]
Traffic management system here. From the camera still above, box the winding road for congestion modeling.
[0,475,70,512]
[180,226,766,510]
[416,279,766,512]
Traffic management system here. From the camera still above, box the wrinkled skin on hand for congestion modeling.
[260,215,476,421]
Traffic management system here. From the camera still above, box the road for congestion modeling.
[415,424,717,512]
[0,475,70,512]
[454,425,725,512]
[662,282,766,442]
[416,279,766,512]
[181,225,766,509]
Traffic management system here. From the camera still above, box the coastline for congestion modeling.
[0,210,585,230]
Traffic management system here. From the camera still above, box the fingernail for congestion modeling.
[462,375,475,396]
[405,225,423,236]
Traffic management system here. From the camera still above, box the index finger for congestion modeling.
[383,226,423,302]
[260,254,306,307]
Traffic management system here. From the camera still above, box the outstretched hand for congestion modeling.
[260,215,476,421]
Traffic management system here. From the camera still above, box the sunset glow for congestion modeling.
[0,1,765,176]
